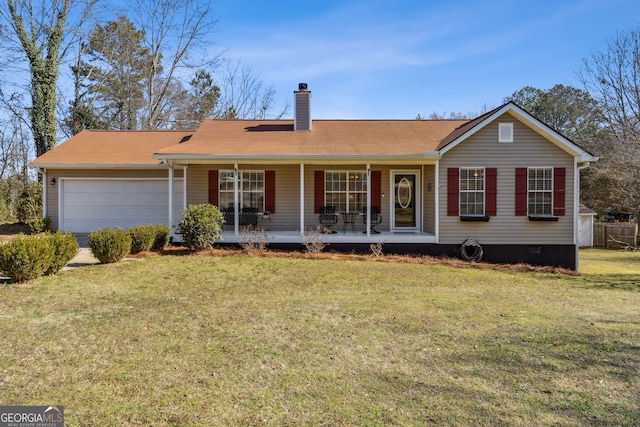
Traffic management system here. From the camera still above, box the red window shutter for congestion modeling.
[265,171,276,213]
[447,168,459,216]
[485,168,497,216]
[515,168,528,216]
[208,170,218,206]
[553,167,566,216]
[314,170,324,213]
[371,170,382,211]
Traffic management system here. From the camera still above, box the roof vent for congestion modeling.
[294,83,311,131]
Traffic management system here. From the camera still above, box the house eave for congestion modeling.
[153,153,442,165]
[27,162,170,170]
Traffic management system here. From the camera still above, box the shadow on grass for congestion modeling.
[440,328,640,425]
[583,274,640,292]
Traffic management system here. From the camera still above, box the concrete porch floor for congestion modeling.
[216,230,437,245]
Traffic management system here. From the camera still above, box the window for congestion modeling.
[219,170,264,210]
[447,168,496,218]
[325,171,367,212]
[528,168,552,215]
[498,123,513,143]
[460,168,485,215]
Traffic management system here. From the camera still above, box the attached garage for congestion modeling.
[59,178,184,233]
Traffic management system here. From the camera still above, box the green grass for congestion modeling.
[1,249,639,426]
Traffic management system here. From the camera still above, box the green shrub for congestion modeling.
[150,224,171,251]
[178,204,223,251]
[88,228,132,263]
[16,182,42,224]
[127,225,156,253]
[0,234,54,282]
[45,232,79,275]
[28,216,51,234]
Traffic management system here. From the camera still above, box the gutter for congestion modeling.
[152,152,443,163]
[27,163,181,170]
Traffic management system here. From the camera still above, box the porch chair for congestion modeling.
[362,206,382,234]
[319,206,338,233]
[221,207,235,229]
[240,207,259,229]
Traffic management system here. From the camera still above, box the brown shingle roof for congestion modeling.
[29,130,194,167]
[154,119,468,157]
[29,120,472,166]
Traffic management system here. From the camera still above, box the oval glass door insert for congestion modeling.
[397,177,412,208]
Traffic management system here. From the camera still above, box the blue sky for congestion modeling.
[209,0,640,119]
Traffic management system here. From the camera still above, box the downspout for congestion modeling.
[421,164,424,234]
[575,160,591,271]
[434,161,440,243]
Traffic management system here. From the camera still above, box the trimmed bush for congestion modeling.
[150,224,171,251]
[28,216,51,234]
[127,225,156,253]
[0,234,54,282]
[178,204,223,251]
[45,232,79,275]
[88,228,132,263]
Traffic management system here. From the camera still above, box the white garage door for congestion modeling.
[60,179,184,233]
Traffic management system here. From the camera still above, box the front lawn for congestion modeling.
[1,249,638,425]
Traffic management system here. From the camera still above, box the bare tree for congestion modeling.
[578,27,640,213]
[579,28,640,143]
[215,60,289,120]
[129,0,220,129]
[1,0,100,154]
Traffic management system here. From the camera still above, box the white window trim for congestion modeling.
[220,169,265,210]
[459,167,486,216]
[325,170,367,213]
[498,122,514,143]
[527,167,553,216]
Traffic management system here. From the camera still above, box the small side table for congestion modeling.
[340,212,358,233]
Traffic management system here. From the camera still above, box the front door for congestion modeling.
[391,171,419,231]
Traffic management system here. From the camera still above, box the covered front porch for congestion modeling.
[164,159,442,244]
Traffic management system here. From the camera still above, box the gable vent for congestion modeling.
[498,123,514,143]
[294,83,311,131]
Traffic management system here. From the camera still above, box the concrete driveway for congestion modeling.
[63,234,99,270]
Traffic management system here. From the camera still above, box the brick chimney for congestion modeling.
[294,83,311,131]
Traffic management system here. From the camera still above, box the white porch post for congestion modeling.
[40,168,47,220]
[234,164,239,236]
[300,163,305,234]
[183,165,188,212]
[366,164,371,237]
[168,163,174,236]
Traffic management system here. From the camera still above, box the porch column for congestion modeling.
[300,163,305,234]
[234,163,239,236]
[40,168,47,220]
[366,164,371,237]
[183,165,188,212]
[168,163,174,236]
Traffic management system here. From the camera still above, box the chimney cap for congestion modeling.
[298,82,308,91]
